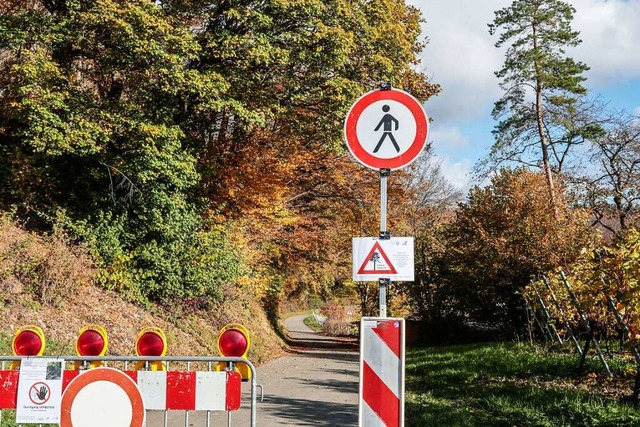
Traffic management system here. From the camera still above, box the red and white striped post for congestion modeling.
[359,317,405,427]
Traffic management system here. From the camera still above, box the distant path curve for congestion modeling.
[284,313,358,351]
[250,314,359,426]
[152,313,359,426]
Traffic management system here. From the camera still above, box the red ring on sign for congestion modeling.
[344,89,428,170]
[60,368,145,427]
[29,382,51,405]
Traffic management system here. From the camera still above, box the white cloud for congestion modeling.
[436,155,473,191]
[429,126,470,149]
[572,0,640,87]
[409,0,640,127]
[409,0,510,126]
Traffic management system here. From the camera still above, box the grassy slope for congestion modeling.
[0,219,284,362]
[303,314,324,332]
[0,219,285,426]
[406,343,640,427]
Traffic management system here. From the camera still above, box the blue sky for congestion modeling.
[407,0,640,190]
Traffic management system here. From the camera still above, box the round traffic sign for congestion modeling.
[344,88,428,170]
[60,368,145,427]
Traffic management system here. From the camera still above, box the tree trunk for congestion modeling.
[532,23,559,221]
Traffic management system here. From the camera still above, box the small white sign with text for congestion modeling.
[352,237,414,282]
[16,358,64,424]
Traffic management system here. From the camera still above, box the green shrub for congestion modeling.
[75,207,244,307]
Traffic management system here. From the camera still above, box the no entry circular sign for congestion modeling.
[344,88,428,170]
[60,368,145,427]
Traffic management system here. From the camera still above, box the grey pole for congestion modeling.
[379,168,391,317]
[380,169,389,237]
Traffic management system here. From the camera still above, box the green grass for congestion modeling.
[406,343,640,427]
[303,314,324,332]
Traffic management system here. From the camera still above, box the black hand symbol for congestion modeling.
[36,386,48,400]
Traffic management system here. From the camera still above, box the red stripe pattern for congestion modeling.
[372,324,401,359]
[0,370,241,412]
[166,371,196,410]
[361,319,403,427]
[362,363,399,427]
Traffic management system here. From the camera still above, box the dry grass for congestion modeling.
[0,217,285,362]
[0,219,94,306]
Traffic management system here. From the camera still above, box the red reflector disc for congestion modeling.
[13,330,43,356]
[219,330,248,357]
[77,330,105,356]
[136,332,165,356]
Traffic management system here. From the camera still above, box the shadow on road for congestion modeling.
[304,376,360,394]
[284,334,358,350]
[261,395,358,427]
[285,348,359,363]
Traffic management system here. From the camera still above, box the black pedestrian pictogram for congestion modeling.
[373,105,400,153]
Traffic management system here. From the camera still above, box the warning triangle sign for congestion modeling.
[357,242,398,275]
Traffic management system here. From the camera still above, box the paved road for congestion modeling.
[149,314,359,426]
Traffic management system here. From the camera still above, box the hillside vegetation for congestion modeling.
[0,0,439,337]
[0,217,283,362]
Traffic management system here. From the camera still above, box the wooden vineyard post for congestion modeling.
[542,276,582,356]
[560,271,612,377]
[605,294,640,365]
[602,278,640,402]
[531,284,563,344]
[523,296,551,343]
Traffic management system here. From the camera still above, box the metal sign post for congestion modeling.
[379,168,391,317]
[346,83,426,427]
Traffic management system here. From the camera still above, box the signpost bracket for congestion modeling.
[380,82,392,91]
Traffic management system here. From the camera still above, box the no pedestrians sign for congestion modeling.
[344,88,428,170]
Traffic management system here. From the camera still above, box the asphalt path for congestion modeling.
[148,314,359,426]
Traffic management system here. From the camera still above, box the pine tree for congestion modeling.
[488,0,589,218]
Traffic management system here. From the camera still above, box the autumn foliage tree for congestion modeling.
[0,0,438,309]
[394,157,462,321]
[528,229,640,357]
[439,169,595,329]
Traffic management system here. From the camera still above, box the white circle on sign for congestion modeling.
[355,100,417,159]
[71,381,133,427]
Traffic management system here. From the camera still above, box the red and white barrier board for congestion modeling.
[0,369,241,413]
[135,370,241,411]
[359,317,405,427]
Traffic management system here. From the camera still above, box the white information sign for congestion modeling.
[16,358,64,424]
[352,237,414,282]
